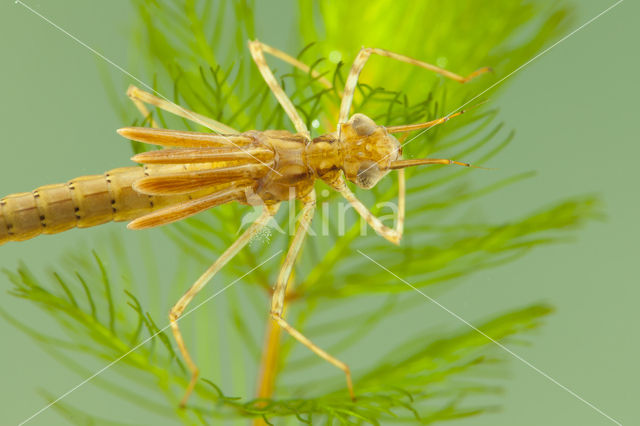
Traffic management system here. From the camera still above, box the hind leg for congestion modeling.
[126,85,239,134]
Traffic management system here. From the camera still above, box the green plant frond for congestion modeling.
[2,241,556,424]
[45,392,141,426]
[2,0,597,424]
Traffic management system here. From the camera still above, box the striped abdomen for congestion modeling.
[0,127,284,245]
[0,166,189,245]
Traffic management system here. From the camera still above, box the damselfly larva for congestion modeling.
[0,40,490,406]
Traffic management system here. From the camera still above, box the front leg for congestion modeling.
[330,175,404,245]
[338,47,491,124]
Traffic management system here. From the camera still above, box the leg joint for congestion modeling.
[269,310,281,320]
[169,307,180,322]
[388,230,401,245]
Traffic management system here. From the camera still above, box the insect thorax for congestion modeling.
[251,130,319,203]
[250,114,400,204]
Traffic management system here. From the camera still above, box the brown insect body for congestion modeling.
[0,113,400,245]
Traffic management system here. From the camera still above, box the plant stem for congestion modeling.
[253,272,297,426]
[255,312,282,399]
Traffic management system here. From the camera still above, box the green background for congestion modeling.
[0,1,637,425]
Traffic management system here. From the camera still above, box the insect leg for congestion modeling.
[126,85,239,134]
[330,175,403,245]
[338,47,491,124]
[251,40,332,90]
[268,191,355,399]
[128,87,158,128]
[169,202,280,407]
[248,40,310,138]
[397,168,405,238]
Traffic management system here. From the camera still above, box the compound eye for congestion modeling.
[351,113,377,137]
[356,162,383,189]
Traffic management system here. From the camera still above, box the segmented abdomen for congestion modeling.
[0,166,188,245]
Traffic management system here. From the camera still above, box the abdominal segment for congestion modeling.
[0,166,189,245]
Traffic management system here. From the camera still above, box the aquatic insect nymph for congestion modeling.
[0,40,490,406]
